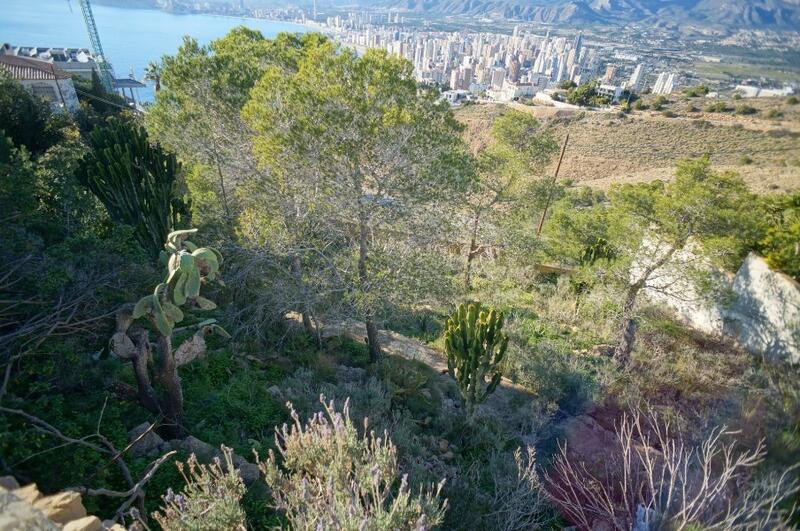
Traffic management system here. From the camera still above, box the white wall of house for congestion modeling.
[19,78,79,113]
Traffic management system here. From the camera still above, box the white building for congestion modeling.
[0,54,79,112]
[652,72,677,95]
[734,85,795,98]
[1,43,98,80]
[597,83,624,103]
[627,63,646,92]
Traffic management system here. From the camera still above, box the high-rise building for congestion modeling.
[652,71,676,95]
[603,64,617,84]
[627,63,646,92]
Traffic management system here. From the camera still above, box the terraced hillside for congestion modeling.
[456,96,800,193]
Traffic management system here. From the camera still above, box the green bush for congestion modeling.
[735,104,757,115]
[765,108,784,119]
[705,101,731,113]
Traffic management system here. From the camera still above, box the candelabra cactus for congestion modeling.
[110,228,228,438]
[444,303,508,414]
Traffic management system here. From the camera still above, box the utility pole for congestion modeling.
[535,133,569,238]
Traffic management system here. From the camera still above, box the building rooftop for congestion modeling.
[0,54,72,81]
[1,43,97,64]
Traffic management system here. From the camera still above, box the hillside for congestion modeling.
[456,96,800,193]
[378,0,800,28]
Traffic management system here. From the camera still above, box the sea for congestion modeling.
[0,0,308,102]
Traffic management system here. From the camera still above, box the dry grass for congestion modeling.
[455,99,800,194]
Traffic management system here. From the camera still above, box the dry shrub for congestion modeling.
[488,446,556,531]
[258,396,447,530]
[544,408,798,530]
[153,445,247,530]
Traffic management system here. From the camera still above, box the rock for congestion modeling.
[33,492,86,524]
[178,436,260,485]
[235,462,260,485]
[267,385,283,401]
[64,516,102,531]
[128,422,165,457]
[336,365,366,383]
[560,414,619,478]
[0,487,57,531]
[0,477,19,490]
[11,483,41,504]
[177,436,215,460]
[441,451,455,461]
[101,521,126,531]
[437,439,449,452]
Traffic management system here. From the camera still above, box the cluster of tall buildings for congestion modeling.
[320,15,678,103]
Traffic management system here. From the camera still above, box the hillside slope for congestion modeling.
[378,0,800,28]
[456,99,800,193]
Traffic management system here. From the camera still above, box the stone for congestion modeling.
[11,483,41,504]
[0,487,57,531]
[128,422,165,457]
[0,477,19,490]
[33,491,86,524]
[437,439,449,452]
[267,385,283,400]
[336,365,366,383]
[177,436,215,460]
[101,521,126,531]
[63,516,103,531]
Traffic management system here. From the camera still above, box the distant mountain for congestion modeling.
[379,0,800,28]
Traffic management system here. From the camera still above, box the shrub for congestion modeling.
[738,155,754,165]
[153,446,247,530]
[258,397,447,530]
[787,96,799,105]
[765,108,784,119]
[735,104,757,115]
[651,96,668,111]
[705,101,731,113]
[544,409,799,530]
[633,99,648,110]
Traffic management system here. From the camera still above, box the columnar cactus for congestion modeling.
[444,303,508,414]
[78,118,190,258]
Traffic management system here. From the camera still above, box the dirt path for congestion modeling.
[286,313,536,417]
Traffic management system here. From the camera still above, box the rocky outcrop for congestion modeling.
[0,479,121,531]
[637,247,800,364]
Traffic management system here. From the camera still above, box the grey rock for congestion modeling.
[0,477,19,490]
[0,488,58,531]
[128,423,165,458]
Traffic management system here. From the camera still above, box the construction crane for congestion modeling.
[76,0,115,93]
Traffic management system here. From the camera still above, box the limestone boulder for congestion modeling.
[63,516,102,531]
[32,491,86,524]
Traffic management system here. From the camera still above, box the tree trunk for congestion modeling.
[156,334,185,439]
[130,329,160,415]
[615,284,641,365]
[290,254,318,344]
[464,210,481,290]
[357,207,381,362]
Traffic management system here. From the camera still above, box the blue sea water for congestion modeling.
[0,0,308,102]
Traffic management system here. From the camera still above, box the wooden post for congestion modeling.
[536,133,569,238]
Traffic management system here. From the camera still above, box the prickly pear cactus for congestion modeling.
[444,303,508,413]
[132,229,225,337]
